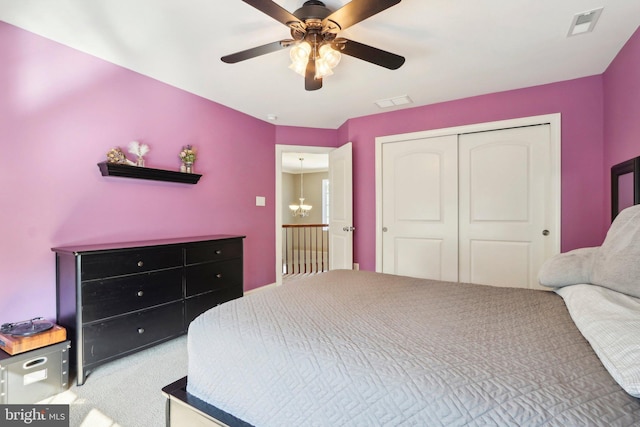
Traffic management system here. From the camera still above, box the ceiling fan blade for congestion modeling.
[322,0,401,32]
[221,40,292,63]
[241,0,304,30]
[332,38,405,70]
[305,58,322,91]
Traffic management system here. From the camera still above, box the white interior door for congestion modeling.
[328,142,353,270]
[381,135,459,280]
[458,125,552,289]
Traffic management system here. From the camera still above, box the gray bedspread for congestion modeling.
[187,270,640,426]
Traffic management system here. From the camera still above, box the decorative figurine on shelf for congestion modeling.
[128,140,149,167]
[179,145,197,173]
[106,147,136,165]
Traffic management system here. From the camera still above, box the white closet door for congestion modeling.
[458,125,551,289]
[381,135,459,281]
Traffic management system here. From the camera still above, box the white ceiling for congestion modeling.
[282,152,328,173]
[1,1,638,129]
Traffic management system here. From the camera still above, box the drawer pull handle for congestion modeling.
[137,261,144,267]
[23,357,47,369]
[137,328,145,334]
[215,250,222,255]
[137,290,144,297]
[216,274,223,279]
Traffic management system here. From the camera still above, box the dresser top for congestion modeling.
[51,235,245,255]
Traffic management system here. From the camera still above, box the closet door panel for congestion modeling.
[467,144,530,221]
[395,153,442,221]
[459,125,551,289]
[468,240,531,287]
[381,135,458,281]
[394,238,445,280]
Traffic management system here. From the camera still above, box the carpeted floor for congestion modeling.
[40,335,188,427]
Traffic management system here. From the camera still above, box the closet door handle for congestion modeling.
[542,230,550,236]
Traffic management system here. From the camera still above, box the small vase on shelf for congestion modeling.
[179,145,197,174]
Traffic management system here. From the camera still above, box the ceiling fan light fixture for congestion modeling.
[289,42,312,76]
[223,0,405,91]
[314,58,334,79]
[289,60,307,76]
[290,42,311,62]
[319,44,341,68]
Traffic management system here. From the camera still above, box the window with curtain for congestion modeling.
[322,179,329,228]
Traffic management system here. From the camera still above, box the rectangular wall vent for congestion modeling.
[375,95,413,108]
[568,8,603,37]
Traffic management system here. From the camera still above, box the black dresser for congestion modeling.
[52,235,244,385]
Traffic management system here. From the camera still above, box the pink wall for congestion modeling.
[1,20,635,323]
[275,125,338,147]
[603,27,640,224]
[340,76,606,271]
[0,22,331,323]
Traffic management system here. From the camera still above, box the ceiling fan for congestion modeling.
[221,0,405,91]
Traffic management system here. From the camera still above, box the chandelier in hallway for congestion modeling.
[289,157,312,217]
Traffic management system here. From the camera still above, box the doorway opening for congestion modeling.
[281,152,330,281]
[276,145,332,286]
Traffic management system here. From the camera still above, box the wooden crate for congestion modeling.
[0,324,66,355]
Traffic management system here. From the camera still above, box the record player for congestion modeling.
[0,317,66,355]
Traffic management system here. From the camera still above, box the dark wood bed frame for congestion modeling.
[162,377,253,427]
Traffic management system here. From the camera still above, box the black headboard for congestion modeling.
[611,156,640,221]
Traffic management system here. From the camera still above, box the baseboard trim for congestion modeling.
[244,282,277,296]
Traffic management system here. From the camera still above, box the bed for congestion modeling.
[164,205,640,426]
[163,269,640,426]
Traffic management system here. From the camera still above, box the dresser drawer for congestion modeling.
[81,246,183,280]
[81,268,183,323]
[83,302,184,365]
[185,258,242,296]
[185,239,242,265]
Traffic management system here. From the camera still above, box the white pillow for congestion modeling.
[538,247,595,287]
[556,284,640,397]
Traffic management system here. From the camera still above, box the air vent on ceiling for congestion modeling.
[375,95,413,108]
[568,8,603,37]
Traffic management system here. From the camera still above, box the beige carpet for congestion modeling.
[40,336,188,427]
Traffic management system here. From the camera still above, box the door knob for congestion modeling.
[382,227,388,232]
[542,230,550,236]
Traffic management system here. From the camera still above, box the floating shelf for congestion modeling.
[98,162,202,184]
